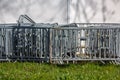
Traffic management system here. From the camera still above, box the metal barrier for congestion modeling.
[0,23,57,62]
[50,24,120,64]
[0,15,120,64]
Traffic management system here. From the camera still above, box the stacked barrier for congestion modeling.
[51,25,120,64]
[0,15,120,64]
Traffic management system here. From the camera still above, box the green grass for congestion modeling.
[0,62,120,80]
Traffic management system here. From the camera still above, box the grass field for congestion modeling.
[0,62,120,80]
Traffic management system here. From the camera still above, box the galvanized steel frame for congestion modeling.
[0,23,120,64]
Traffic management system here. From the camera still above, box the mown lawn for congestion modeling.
[0,62,120,80]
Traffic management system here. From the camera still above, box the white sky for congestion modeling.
[0,0,120,24]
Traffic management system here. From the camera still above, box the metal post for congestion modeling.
[49,29,52,63]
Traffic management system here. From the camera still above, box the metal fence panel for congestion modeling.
[51,25,120,64]
[0,23,120,64]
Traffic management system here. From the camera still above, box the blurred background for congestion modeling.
[0,0,120,24]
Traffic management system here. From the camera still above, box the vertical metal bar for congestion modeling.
[103,29,105,58]
[89,29,92,59]
[16,28,18,58]
[57,29,59,59]
[65,29,67,59]
[114,29,116,58]
[59,29,61,58]
[39,29,41,58]
[60,29,63,58]
[110,29,113,58]
[46,29,48,60]
[53,29,56,58]
[99,29,101,56]
[111,29,114,58]
[57,28,60,62]
[116,29,119,57]
[49,28,52,63]
[94,29,96,59]
[69,30,72,58]
[118,28,120,58]
[5,28,9,59]
[72,29,74,58]
[31,28,33,58]
[79,29,81,57]
[24,29,26,58]
[62,30,65,59]
[85,29,87,58]
[28,29,30,58]
[55,29,58,58]
[74,29,77,58]
[52,29,54,58]
[40,29,42,58]
[53,29,54,59]
[113,29,116,58]
[108,28,110,58]
[27,29,29,58]
[42,29,44,58]
[66,29,69,63]
[35,29,37,58]
[23,28,25,59]
[0,29,2,58]
[91,29,94,59]
[45,29,47,61]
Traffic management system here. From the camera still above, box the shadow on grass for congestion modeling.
[56,64,70,68]
[54,61,116,68]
